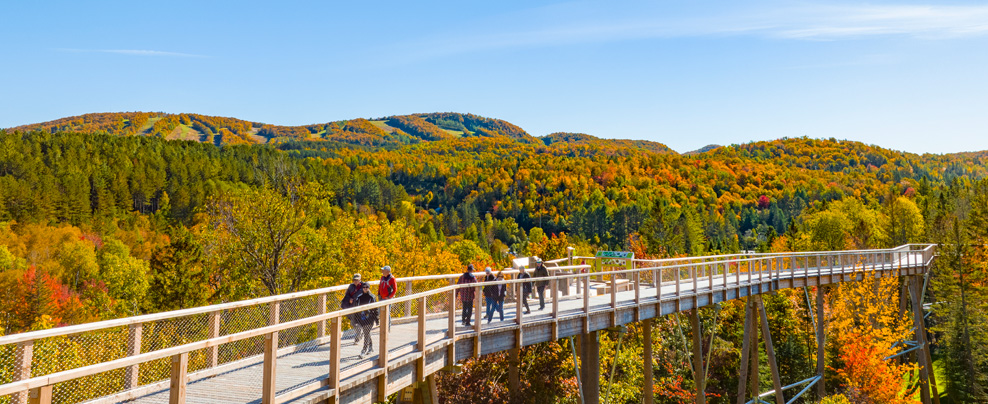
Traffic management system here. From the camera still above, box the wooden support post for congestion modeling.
[316,294,327,339]
[12,341,33,404]
[655,268,661,299]
[909,276,933,404]
[405,281,414,317]
[692,265,698,297]
[736,299,753,404]
[269,301,280,326]
[207,311,222,368]
[262,331,278,404]
[553,278,560,340]
[125,323,143,389]
[816,286,826,398]
[583,274,591,333]
[580,331,600,404]
[749,299,759,398]
[329,317,342,404]
[379,306,391,402]
[508,347,521,400]
[170,352,188,404]
[417,296,427,382]
[26,386,52,404]
[690,309,705,404]
[643,318,655,404]
[448,282,456,367]
[756,298,784,404]
[474,285,482,357]
[412,374,440,404]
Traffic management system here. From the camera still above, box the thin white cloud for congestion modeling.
[57,48,206,58]
[405,2,988,57]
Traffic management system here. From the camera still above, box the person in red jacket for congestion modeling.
[378,266,397,300]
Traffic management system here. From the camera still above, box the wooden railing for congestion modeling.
[0,244,935,404]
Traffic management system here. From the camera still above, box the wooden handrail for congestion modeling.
[0,244,935,402]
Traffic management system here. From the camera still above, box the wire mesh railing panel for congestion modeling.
[217,304,270,366]
[34,326,130,379]
[278,296,318,349]
[51,367,126,404]
[0,344,12,404]
[142,313,210,354]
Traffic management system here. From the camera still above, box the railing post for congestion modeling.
[13,341,33,404]
[675,264,681,299]
[263,301,280,404]
[723,262,729,289]
[583,274,591,332]
[552,277,560,340]
[317,294,327,339]
[655,267,661,300]
[634,271,641,306]
[26,386,52,404]
[207,310,222,368]
[125,323,143,390]
[474,285,482,357]
[170,352,188,404]
[329,317,341,402]
[405,281,414,318]
[417,296,427,382]
[447,283,456,367]
[692,265,698,295]
[378,304,391,402]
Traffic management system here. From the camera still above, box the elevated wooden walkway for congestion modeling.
[0,245,936,404]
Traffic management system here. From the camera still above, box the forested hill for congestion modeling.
[7,111,668,153]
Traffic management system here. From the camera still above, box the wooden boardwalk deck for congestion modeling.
[118,259,920,404]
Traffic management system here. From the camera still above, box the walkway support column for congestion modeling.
[816,285,826,399]
[690,310,705,404]
[643,319,654,404]
[909,275,933,404]
[580,331,600,404]
[508,347,521,399]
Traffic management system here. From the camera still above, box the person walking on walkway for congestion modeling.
[483,267,499,324]
[534,259,550,310]
[355,283,379,358]
[518,267,532,314]
[495,271,507,321]
[456,264,478,326]
[378,265,397,327]
[342,274,365,345]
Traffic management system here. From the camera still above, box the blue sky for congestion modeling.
[2,0,987,154]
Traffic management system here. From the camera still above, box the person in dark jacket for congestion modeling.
[456,264,478,326]
[533,260,550,310]
[341,274,365,345]
[518,267,532,314]
[483,267,498,324]
[355,283,379,358]
[495,271,507,321]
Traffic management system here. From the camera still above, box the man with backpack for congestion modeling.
[518,267,532,314]
[483,267,499,324]
[534,259,550,311]
[456,264,478,326]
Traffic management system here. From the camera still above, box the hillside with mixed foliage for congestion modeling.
[3,112,988,403]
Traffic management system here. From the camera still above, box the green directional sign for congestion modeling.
[595,251,634,259]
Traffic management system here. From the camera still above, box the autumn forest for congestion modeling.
[3,111,988,403]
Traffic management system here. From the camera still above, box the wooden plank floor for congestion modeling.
[119,260,913,404]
